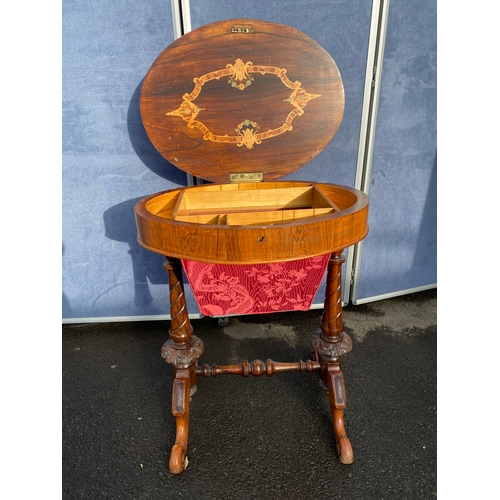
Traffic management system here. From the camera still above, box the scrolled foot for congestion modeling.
[336,436,354,464]
[169,444,188,474]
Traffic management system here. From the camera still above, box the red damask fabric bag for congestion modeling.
[182,254,330,316]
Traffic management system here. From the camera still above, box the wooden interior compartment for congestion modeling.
[225,207,333,226]
[175,185,322,214]
[317,184,359,211]
[171,184,337,225]
[144,190,181,219]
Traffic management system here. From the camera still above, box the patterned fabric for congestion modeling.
[182,254,330,316]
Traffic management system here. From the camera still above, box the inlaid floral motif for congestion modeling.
[166,59,321,149]
[235,120,261,149]
[227,59,255,90]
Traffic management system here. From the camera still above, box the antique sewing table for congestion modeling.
[134,19,369,473]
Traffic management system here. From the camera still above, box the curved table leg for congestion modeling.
[327,367,354,464]
[312,251,354,464]
[169,368,192,473]
[161,257,204,474]
[332,409,354,465]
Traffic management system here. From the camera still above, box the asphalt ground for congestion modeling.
[62,289,437,499]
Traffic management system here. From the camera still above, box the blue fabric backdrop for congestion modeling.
[353,0,437,302]
[62,0,197,320]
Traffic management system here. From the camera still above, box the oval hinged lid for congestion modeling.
[140,19,345,183]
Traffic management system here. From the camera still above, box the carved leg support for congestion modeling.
[161,257,204,474]
[327,365,354,464]
[312,251,354,464]
[169,368,192,473]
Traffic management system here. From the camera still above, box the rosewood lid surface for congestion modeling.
[140,18,345,183]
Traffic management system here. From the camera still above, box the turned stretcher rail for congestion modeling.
[195,359,321,378]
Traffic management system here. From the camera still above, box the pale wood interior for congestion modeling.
[146,184,352,226]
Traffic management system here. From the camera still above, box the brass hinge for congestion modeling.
[230,172,263,183]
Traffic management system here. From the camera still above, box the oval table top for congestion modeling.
[134,181,369,264]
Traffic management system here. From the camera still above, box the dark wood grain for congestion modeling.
[140,18,344,183]
[160,257,203,474]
